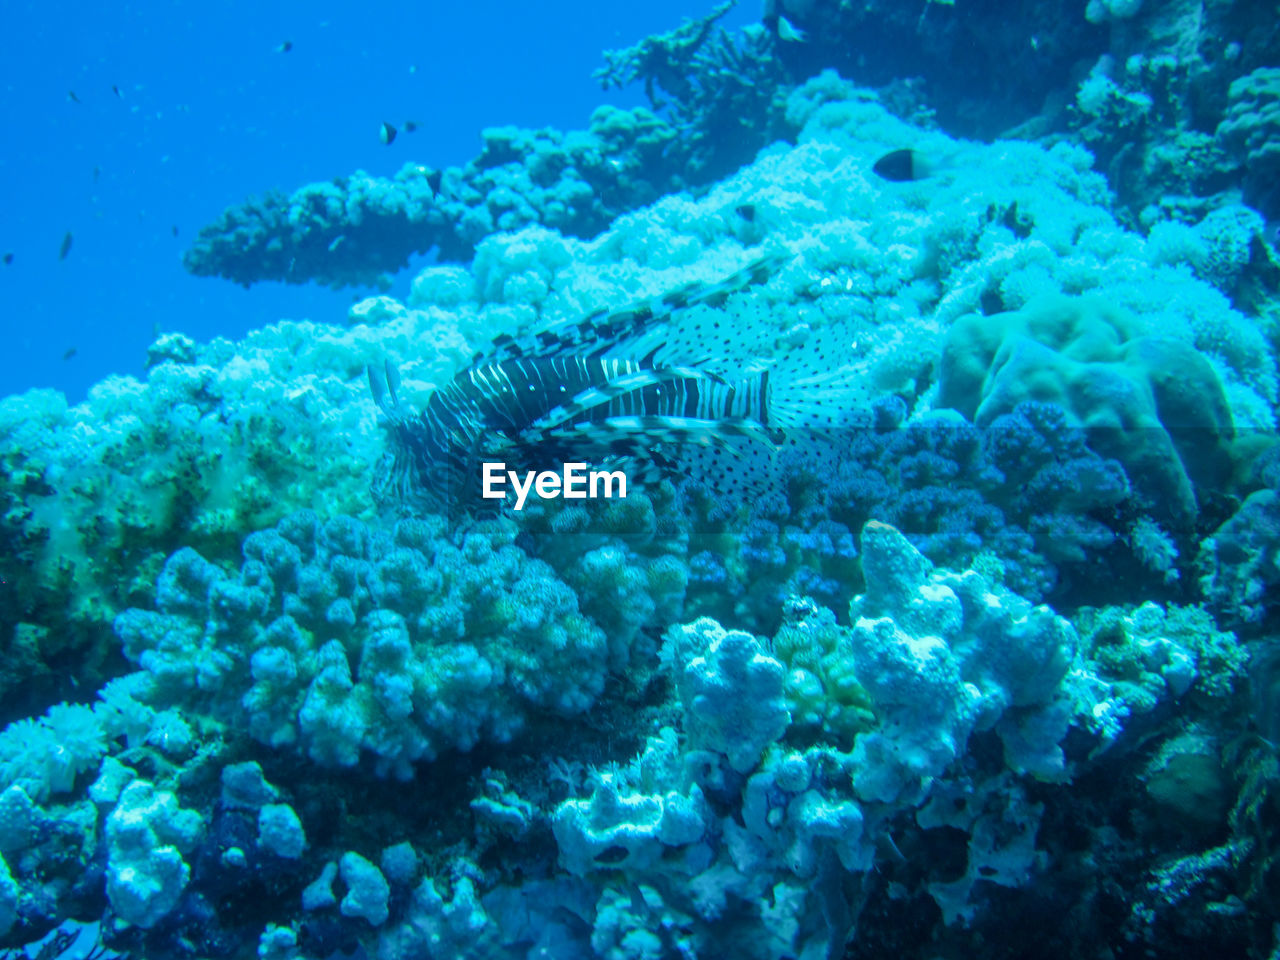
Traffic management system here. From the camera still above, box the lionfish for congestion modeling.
[368,250,867,513]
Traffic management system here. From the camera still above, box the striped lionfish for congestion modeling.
[368,251,867,513]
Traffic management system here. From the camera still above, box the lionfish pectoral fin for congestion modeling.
[384,359,403,407]
[368,360,408,421]
[368,363,391,413]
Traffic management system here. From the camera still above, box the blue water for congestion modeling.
[0,0,754,402]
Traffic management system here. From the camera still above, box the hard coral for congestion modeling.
[770,597,875,749]
[104,781,202,929]
[848,520,1084,798]
[668,618,790,774]
[185,105,686,290]
[938,294,1235,522]
[114,512,630,778]
[1218,67,1280,220]
[1198,488,1280,626]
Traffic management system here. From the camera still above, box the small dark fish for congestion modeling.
[979,200,1034,239]
[112,84,123,98]
[2,253,13,265]
[68,90,81,104]
[593,845,630,865]
[735,203,756,222]
[93,165,101,182]
[62,347,77,361]
[277,40,293,53]
[426,169,443,198]
[379,122,397,145]
[59,232,73,260]
[776,14,807,42]
[872,148,932,183]
[404,120,419,133]
[989,199,1033,239]
[171,225,179,238]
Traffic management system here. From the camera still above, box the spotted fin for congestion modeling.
[542,414,777,453]
[481,251,789,368]
[766,339,873,436]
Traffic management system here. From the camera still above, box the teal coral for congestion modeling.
[937,294,1237,521]
[539,519,1139,956]
[0,702,108,802]
[104,781,202,929]
[770,597,875,749]
[113,512,630,776]
[1197,488,1280,625]
[1218,68,1280,215]
[848,520,1086,792]
[0,339,384,724]
[1077,601,1246,714]
[668,618,790,774]
[183,103,684,290]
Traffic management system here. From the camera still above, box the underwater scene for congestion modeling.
[4,0,1280,957]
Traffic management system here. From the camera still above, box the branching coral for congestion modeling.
[596,2,786,182]
[112,511,661,777]
[183,106,686,290]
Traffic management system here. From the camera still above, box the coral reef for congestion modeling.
[937,294,1236,522]
[1197,487,1280,626]
[112,511,644,777]
[182,0,1280,326]
[27,66,1280,735]
[1218,67,1280,221]
[3,14,1280,956]
[1065,0,1278,226]
[596,1,788,184]
[0,511,1254,957]
[0,333,385,727]
[182,106,684,290]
